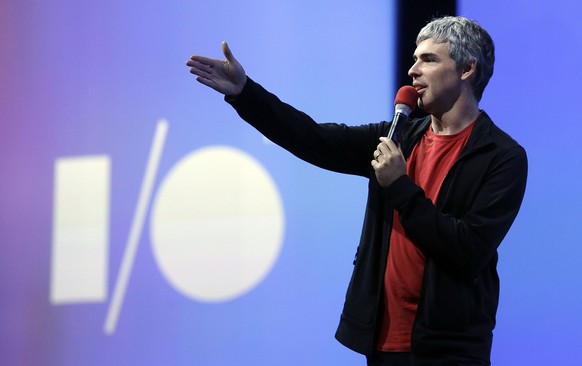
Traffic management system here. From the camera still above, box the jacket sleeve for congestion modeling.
[385,142,528,277]
[226,77,386,177]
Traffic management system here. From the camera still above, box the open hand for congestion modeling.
[187,41,247,96]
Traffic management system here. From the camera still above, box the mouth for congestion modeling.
[413,83,427,96]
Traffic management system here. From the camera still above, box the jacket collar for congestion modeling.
[403,110,496,158]
[460,110,496,158]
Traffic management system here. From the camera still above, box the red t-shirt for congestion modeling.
[376,121,475,352]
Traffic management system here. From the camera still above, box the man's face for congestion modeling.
[408,38,464,115]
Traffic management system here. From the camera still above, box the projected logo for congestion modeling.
[50,120,285,334]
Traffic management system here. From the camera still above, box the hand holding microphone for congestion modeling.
[372,86,419,187]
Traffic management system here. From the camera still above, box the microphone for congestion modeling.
[387,86,419,144]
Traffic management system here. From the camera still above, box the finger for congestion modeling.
[221,41,237,65]
[376,141,390,156]
[379,137,399,152]
[374,148,387,160]
[188,55,223,70]
[189,66,212,80]
[220,41,234,62]
[195,75,217,89]
[188,61,214,79]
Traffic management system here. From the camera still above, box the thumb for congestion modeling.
[221,41,237,64]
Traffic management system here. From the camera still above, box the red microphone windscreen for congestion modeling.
[394,85,419,110]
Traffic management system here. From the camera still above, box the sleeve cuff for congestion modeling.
[384,174,423,210]
[224,76,252,104]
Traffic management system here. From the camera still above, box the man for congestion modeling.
[187,16,527,366]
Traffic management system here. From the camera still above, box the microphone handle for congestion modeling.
[387,112,408,144]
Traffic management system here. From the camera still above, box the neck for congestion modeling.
[430,96,480,135]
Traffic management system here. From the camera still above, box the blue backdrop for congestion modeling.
[1,0,580,365]
[458,1,582,365]
[0,1,392,365]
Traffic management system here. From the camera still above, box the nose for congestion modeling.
[408,60,420,78]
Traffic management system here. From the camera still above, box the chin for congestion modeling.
[418,98,431,113]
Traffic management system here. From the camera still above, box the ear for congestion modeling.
[460,61,477,81]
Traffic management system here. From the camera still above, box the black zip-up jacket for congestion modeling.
[226,78,528,364]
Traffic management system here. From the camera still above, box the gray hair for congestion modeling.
[417,16,495,101]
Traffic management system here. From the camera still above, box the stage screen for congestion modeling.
[0,0,394,365]
[458,1,582,365]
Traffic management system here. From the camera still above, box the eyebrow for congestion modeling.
[413,52,439,61]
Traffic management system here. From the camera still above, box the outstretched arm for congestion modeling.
[186,41,247,96]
